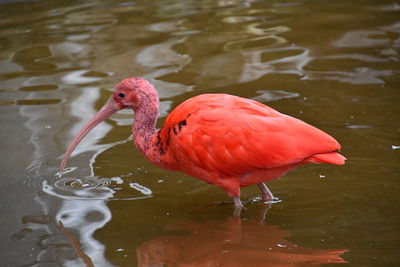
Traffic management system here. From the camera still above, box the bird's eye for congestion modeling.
[119,93,125,98]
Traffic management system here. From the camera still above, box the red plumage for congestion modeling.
[157,94,345,198]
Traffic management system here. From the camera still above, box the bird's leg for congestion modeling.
[233,196,243,208]
[258,183,275,201]
[233,196,244,217]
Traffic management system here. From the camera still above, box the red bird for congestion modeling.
[60,77,345,208]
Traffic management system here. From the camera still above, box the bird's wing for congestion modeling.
[160,94,341,177]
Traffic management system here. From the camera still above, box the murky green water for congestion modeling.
[1,0,399,266]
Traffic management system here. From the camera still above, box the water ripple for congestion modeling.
[42,177,114,200]
[42,175,154,201]
[252,90,300,102]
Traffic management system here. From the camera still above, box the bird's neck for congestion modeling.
[132,102,160,162]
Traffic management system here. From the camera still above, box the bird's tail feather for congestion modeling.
[307,152,346,165]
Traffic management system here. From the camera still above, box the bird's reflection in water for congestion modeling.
[137,207,348,267]
[41,176,116,266]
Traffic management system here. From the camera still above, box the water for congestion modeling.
[1,0,399,266]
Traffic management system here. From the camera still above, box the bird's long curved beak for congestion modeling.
[60,97,122,174]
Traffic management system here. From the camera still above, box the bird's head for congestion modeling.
[59,77,158,174]
[112,77,158,110]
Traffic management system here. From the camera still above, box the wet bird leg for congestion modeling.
[233,196,243,208]
[258,183,275,201]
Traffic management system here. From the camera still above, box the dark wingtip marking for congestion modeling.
[166,127,171,145]
[178,119,187,132]
[161,119,189,156]
[156,132,161,146]
[159,146,165,155]
[156,130,166,155]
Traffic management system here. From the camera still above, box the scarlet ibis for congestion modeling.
[60,77,345,208]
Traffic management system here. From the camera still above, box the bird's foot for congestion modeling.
[262,197,282,204]
[257,183,282,204]
[262,196,282,204]
[250,195,282,204]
